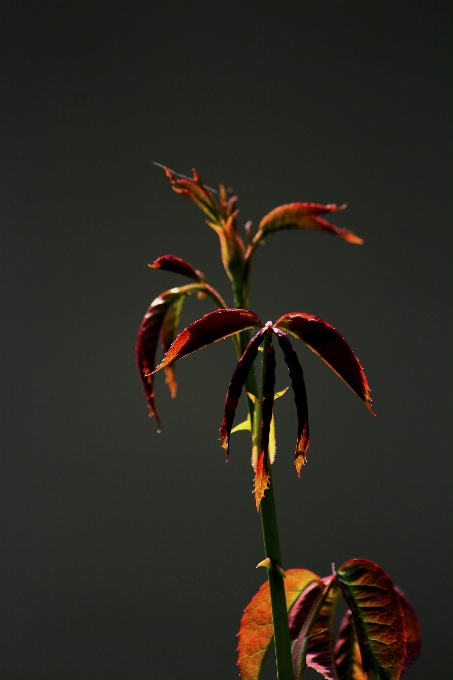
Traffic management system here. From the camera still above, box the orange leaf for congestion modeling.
[237,569,321,680]
[253,450,270,510]
[259,202,362,244]
[164,166,221,223]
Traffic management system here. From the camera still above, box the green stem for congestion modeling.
[256,334,293,680]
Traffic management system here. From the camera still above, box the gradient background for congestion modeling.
[1,2,452,679]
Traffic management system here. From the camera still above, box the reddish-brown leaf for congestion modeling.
[274,313,373,413]
[334,609,365,680]
[336,559,406,680]
[274,329,309,474]
[237,569,320,680]
[219,329,266,458]
[164,166,221,223]
[394,587,422,672]
[290,577,341,680]
[136,290,185,430]
[258,203,363,244]
[148,254,205,282]
[154,309,263,373]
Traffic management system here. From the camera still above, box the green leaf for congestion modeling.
[231,414,252,433]
[336,559,406,680]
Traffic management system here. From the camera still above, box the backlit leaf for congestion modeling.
[160,295,186,398]
[336,559,406,680]
[394,587,421,672]
[164,166,221,223]
[275,313,373,413]
[290,577,340,680]
[219,329,265,458]
[153,309,263,373]
[253,450,270,511]
[237,569,320,680]
[334,609,365,680]
[258,203,362,244]
[136,289,185,430]
[274,329,309,474]
[148,254,205,282]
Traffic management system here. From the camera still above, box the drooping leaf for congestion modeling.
[160,295,186,398]
[274,329,309,474]
[219,328,266,458]
[336,559,406,680]
[253,341,276,509]
[148,254,205,282]
[258,203,363,244]
[394,587,422,672]
[136,289,186,430]
[275,313,373,413]
[164,166,221,223]
[290,577,340,680]
[334,609,365,680]
[237,569,321,680]
[153,309,263,373]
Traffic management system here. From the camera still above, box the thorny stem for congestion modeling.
[255,333,293,680]
[230,243,292,679]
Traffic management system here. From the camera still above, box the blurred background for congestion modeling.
[1,2,452,678]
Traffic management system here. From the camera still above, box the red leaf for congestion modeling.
[334,609,365,680]
[274,329,309,474]
[164,166,221,223]
[290,576,341,680]
[149,254,204,282]
[258,203,363,244]
[394,587,422,672]
[153,309,263,373]
[274,313,373,413]
[336,559,406,680]
[136,290,185,430]
[237,569,320,680]
[219,329,266,458]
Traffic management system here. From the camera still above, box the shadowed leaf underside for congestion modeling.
[274,329,309,474]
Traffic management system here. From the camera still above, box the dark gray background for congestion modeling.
[1,2,452,678]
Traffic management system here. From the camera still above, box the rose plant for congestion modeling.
[136,167,421,680]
